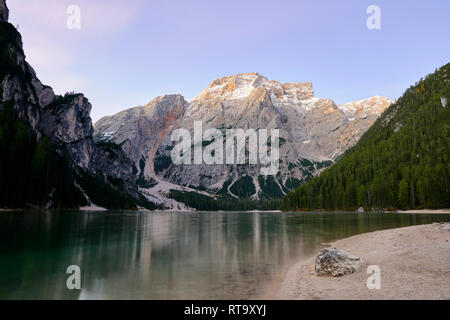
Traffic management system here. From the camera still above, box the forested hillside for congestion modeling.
[283,63,450,211]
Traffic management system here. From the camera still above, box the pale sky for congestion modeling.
[8,0,450,122]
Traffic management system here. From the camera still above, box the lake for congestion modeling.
[0,210,449,300]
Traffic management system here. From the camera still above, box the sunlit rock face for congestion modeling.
[95,73,392,200]
[95,94,188,179]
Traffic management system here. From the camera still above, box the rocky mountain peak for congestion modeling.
[145,94,187,113]
[194,72,315,104]
[95,73,393,206]
[197,73,265,101]
[281,82,314,100]
[142,94,187,130]
[338,96,392,119]
[192,73,316,114]
[0,0,8,23]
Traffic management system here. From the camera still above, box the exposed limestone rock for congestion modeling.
[90,142,139,199]
[315,248,363,277]
[338,96,392,119]
[95,94,187,178]
[27,62,56,108]
[40,94,94,169]
[95,73,391,202]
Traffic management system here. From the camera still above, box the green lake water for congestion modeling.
[0,211,449,300]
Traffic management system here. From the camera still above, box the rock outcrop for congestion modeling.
[315,248,363,277]
[0,0,8,23]
[0,0,146,209]
[40,94,94,169]
[95,94,187,179]
[95,73,391,203]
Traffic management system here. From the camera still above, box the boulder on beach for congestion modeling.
[315,248,362,277]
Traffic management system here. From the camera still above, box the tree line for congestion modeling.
[282,63,450,211]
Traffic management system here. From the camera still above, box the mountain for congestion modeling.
[95,72,391,208]
[0,0,7,23]
[282,63,450,211]
[0,0,154,210]
[0,0,394,211]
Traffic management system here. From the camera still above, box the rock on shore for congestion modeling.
[315,248,362,277]
[277,223,450,300]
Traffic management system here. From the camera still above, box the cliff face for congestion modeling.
[95,72,392,203]
[95,94,187,179]
[0,0,145,209]
[0,0,8,23]
[40,94,94,169]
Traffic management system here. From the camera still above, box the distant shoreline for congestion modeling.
[276,223,450,300]
[0,208,20,212]
[283,208,450,214]
[396,209,450,214]
[2,208,450,214]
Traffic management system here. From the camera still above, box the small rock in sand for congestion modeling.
[315,248,362,277]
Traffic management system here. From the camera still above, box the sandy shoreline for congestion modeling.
[396,209,450,214]
[277,223,450,300]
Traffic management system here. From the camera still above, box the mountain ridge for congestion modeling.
[282,63,450,211]
[95,72,392,208]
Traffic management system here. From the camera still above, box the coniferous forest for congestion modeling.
[282,63,450,211]
[0,103,87,208]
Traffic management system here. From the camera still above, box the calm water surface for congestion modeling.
[0,211,449,300]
